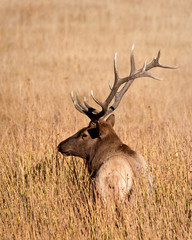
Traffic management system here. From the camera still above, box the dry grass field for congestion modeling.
[0,0,192,239]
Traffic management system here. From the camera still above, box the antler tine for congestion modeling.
[71,92,86,114]
[71,91,78,107]
[141,59,163,80]
[108,81,113,90]
[91,90,104,108]
[156,50,161,62]
[76,95,89,112]
[156,50,179,69]
[142,59,147,72]
[83,96,92,109]
[71,92,100,119]
[142,72,163,81]
[84,97,99,113]
[145,50,179,71]
[158,63,179,69]
[114,51,119,83]
[130,44,136,75]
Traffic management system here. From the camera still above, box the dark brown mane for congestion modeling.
[117,144,136,156]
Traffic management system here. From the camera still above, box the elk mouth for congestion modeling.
[58,150,80,158]
[57,145,75,157]
[58,149,70,156]
[59,151,71,156]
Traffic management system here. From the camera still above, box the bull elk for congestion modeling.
[58,45,177,201]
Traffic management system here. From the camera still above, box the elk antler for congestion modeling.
[71,45,178,121]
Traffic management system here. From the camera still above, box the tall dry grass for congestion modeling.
[0,0,191,239]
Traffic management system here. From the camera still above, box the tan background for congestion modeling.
[0,0,191,239]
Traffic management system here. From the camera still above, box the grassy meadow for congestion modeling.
[0,0,191,239]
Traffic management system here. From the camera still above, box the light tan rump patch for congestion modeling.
[95,155,134,201]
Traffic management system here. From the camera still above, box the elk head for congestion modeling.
[58,45,178,168]
[58,114,117,161]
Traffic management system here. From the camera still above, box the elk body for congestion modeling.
[58,45,177,201]
[58,114,152,200]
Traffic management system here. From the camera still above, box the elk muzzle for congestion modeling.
[57,141,73,156]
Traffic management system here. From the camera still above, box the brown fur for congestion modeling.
[58,114,153,201]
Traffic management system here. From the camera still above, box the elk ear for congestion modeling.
[97,121,107,138]
[106,114,115,128]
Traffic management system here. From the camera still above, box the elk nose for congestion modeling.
[57,144,62,152]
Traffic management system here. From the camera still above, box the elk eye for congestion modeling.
[82,133,88,138]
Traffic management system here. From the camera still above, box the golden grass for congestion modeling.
[0,0,191,239]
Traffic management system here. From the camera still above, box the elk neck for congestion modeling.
[86,128,123,176]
